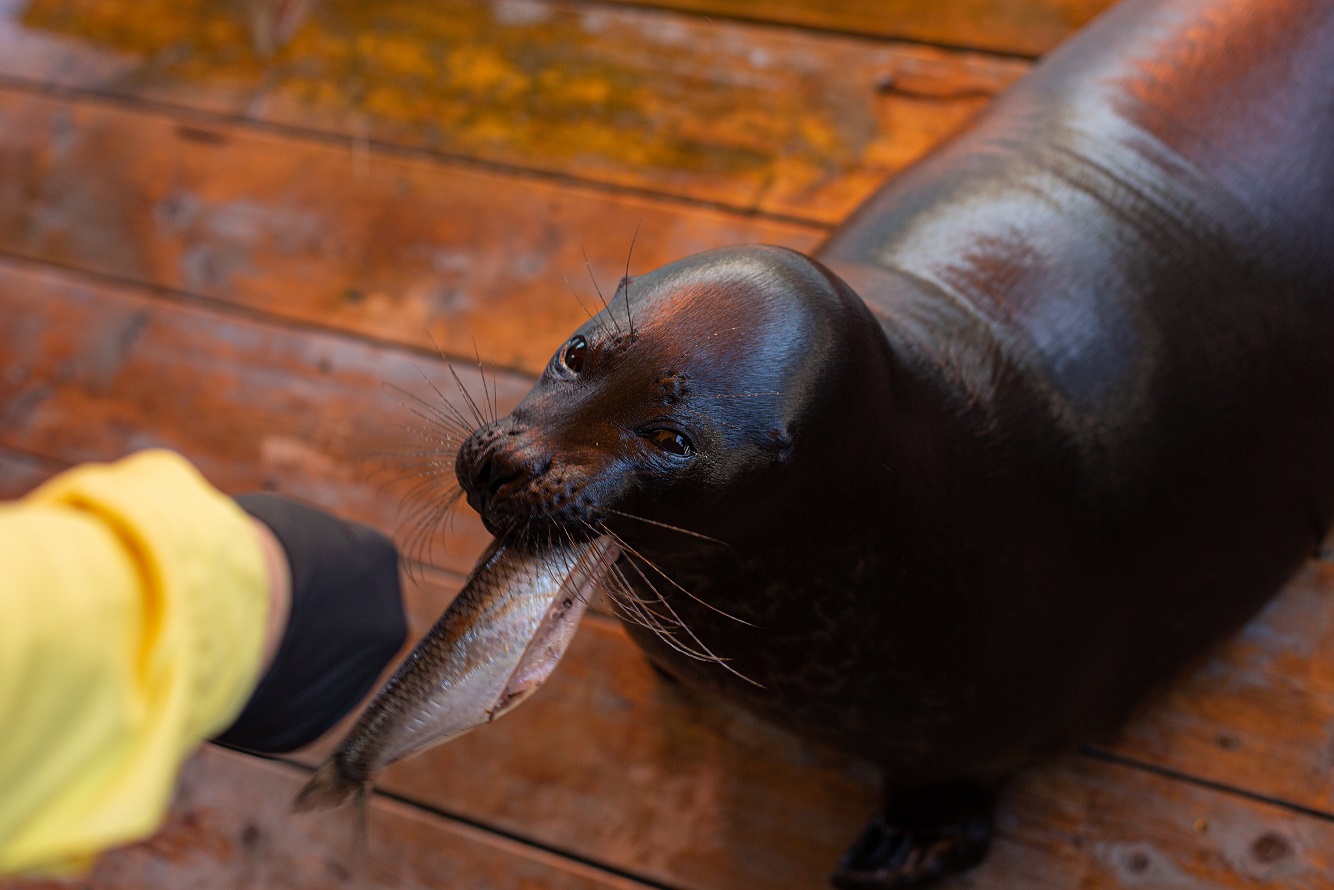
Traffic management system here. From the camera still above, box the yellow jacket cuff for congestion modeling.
[0,450,269,874]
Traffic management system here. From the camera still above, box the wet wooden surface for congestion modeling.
[595,0,1115,57]
[0,0,1029,225]
[1,1,1332,888]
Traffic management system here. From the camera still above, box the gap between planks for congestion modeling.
[0,246,500,372]
[1081,747,1334,826]
[2,253,1332,835]
[0,0,1031,224]
[0,86,827,377]
[0,73,833,231]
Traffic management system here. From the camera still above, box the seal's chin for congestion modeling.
[484,512,609,556]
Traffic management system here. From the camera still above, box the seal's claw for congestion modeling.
[831,782,996,889]
[830,813,991,889]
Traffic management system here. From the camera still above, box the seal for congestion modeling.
[454,0,1334,886]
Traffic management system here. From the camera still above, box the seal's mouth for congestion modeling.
[456,419,604,548]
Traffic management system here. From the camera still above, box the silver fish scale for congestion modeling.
[333,537,606,780]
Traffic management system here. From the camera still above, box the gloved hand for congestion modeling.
[214,494,407,753]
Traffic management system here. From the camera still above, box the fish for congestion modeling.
[294,534,619,811]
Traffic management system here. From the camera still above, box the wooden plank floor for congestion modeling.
[2,0,1331,888]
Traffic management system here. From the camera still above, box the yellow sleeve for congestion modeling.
[0,450,270,875]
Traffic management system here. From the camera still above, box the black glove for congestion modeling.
[214,494,406,753]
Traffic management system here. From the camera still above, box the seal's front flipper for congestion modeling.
[830,779,998,889]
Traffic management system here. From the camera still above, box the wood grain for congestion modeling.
[1108,557,1334,816]
[0,255,504,578]
[972,753,1334,889]
[289,554,1334,890]
[5,254,1334,888]
[591,0,1117,57]
[311,617,884,890]
[8,740,1334,890]
[5,556,1315,890]
[3,4,1332,885]
[3,746,657,890]
[0,85,821,377]
[2,553,1328,890]
[0,0,1028,222]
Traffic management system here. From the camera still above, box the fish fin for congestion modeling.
[293,758,363,812]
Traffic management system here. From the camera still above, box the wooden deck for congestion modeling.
[1,0,1332,887]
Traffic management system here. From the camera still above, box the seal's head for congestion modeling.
[454,244,894,559]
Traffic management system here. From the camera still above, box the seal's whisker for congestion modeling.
[396,406,471,443]
[556,526,602,608]
[603,558,679,626]
[581,241,622,335]
[653,596,761,684]
[446,362,490,431]
[605,530,757,628]
[562,275,614,341]
[492,369,501,424]
[402,498,464,554]
[403,366,480,438]
[384,380,475,439]
[579,520,688,628]
[608,561,724,662]
[395,468,462,506]
[603,566,677,637]
[621,222,641,340]
[601,508,729,547]
[398,488,467,579]
[362,442,456,473]
[616,547,761,682]
[410,413,470,442]
[594,525,730,659]
[469,338,499,426]
[603,566,659,616]
[562,274,598,324]
[372,440,460,463]
[367,464,461,580]
[397,473,464,525]
[605,579,677,640]
[370,423,463,464]
[621,596,702,655]
[421,334,489,433]
[390,452,453,477]
[365,450,461,511]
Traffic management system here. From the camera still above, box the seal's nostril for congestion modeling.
[474,456,492,491]
[475,451,524,500]
[487,467,522,498]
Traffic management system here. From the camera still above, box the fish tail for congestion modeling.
[293,757,364,812]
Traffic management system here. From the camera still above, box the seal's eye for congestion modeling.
[646,428,695,457]
[560,336,587,373]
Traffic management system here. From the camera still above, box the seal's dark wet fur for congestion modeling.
[455,0,1334,885]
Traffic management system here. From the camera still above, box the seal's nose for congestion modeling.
[456,422,552,533]
[472,449,524,502]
